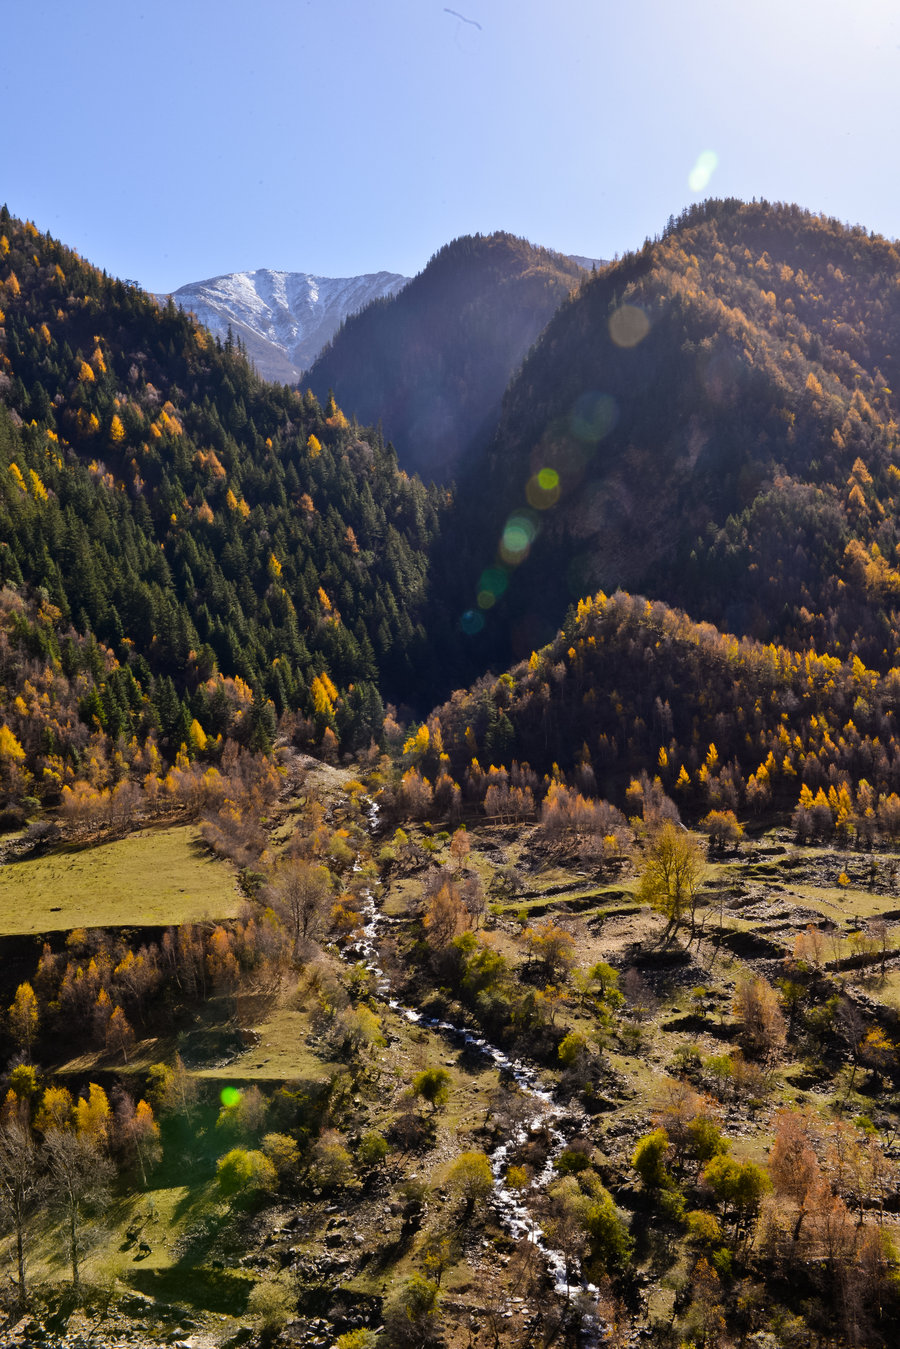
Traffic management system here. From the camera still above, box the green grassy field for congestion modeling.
[0,1178,258,1344]
[190,999,332,1084]
[0,825,242,935]
[780,880,895,923]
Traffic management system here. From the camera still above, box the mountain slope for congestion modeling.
[305,232,588,482]
[439,199,900,681]
[0,208,445,776]
[430,586,900,821]
[158,268,409,382]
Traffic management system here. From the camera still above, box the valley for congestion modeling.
[3,763,899,1347]
[2,197,900,1346]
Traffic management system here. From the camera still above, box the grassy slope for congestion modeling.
[6,776,900,1346]
[0,825,242,935]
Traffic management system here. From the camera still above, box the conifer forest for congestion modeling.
[3,200,900,1348]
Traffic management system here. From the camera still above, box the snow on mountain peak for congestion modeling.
[158,268,410,383]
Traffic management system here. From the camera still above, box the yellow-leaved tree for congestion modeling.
[8,983,39,1055]
[637,820,705,940]
[0,724,25,764]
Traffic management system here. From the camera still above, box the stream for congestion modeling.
[347,802,607,1343]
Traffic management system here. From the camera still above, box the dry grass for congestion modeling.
[0,825,242,935]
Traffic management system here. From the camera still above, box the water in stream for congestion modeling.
[348,808,607,1342]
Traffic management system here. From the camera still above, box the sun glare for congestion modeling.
[688,149,718,192]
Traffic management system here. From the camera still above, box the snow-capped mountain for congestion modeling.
[157,269,410,383]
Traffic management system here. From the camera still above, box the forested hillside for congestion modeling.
[418,587,900,845]
[0,208,446,779]
[7,200,900,815]
[7,202,900,1349]
[305,233,586,483]
[441,199,900,687]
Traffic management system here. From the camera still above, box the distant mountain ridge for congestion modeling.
[305,233,592,482]
[5,197,900,739]
[156,268,410,383]
[160,249,605,393]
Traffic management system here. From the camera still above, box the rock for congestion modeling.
[223,1330,254,1348]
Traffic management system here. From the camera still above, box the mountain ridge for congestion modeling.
[434,197,900,686]
[156,267,410,382]
[160,246,605,398]
[305,232,590,482]
[0,204,445,775]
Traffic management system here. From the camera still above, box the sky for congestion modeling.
[3,0,899,294]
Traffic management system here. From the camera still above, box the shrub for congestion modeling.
[557,1147,591,1175]
[309,1129,354,1190]
[382,1273,441,1346]
[446,1150,493,1218]
[357,1129,389,1169]
[702,1154,771,1217]
[336,1333,379,1349]
[412,1067,451,1113]
[584,1186,633,1272]
[686,1210,722,1246]
[632,1128,671,1189]
[261,1132,300,1179]
[216,1147,277,1197]
[558,1031,588,1066]
[247,1277,294,1336]
[659,1186,687,1222]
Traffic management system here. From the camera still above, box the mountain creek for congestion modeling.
[345,802,608,1345]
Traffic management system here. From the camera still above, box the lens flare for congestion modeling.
[499,512,538,564]
[220,1086,242,1108]
[569,391,618,442]
[688,150,718,193]
[526,469,560,509]
[609,304,650,348]
[479,566,508,598]
[461,608,485,635]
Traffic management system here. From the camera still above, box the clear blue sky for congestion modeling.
[4,0,898,293]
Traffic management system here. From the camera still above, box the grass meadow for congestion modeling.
[0,825,242,935]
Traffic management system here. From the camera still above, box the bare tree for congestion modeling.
[733,973,786,1062]
[423,881,469,949]
[768,1109,822,1245]
[271,859,332,954]
[448,828,471,873]
[460,874,487,929]
[0,1118,39,1307]
[147,1052,200,1130]
[43,1129,114,1287]
[870,919,893,979]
